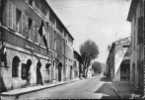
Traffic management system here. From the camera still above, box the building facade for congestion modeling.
[64,32,74,81]
[105,43,115,80]
[0,0,74,92]
[113,37,130,81]
[73,50,82,79]
[127,0,145,96]
[106,37,130,81]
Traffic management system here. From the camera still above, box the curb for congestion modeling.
[0,79,80,97]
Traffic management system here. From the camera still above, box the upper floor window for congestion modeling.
[16,8,22,32]
[28,0,33,6]
[27,18,33,40]
[28,18,32,29]
[16,9,21,24]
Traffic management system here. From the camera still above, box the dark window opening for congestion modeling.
[16,8,22,24]
[120,61,130,81]
[28,18,32,29]
[49,12,55,24]
[137,17,143,44]
[12,56,20,77]
[21,59,32,82]
[46,63,51,74]
[28,0,33,6]
[46,22,50,28]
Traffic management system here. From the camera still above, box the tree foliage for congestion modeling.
[79,40,99,77]
[92,61,102,74]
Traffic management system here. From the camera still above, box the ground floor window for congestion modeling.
[21,59,32,84]
[46,63,51,75]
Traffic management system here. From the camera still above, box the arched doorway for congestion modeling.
[120,59,130,81]
[58,63,62,81]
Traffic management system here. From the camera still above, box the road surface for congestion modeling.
[17,76,105,99]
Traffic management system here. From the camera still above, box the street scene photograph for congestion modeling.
[0,0,144,99]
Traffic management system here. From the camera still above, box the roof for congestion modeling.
[73,50,82,62]
[113,36,130,47]
[74,50,81,57]
[127,0,139,21]
[45,0,74,40]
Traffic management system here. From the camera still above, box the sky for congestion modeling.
[47,0,131,63]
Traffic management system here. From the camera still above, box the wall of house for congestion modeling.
[2,44,51,89]
[106,43,115,80]
[65,36,74,80]
[73,60,79,78]
[130,0,144,95]
[114,45,128,81]
[0,0,75,92]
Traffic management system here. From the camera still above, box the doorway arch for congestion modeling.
[12,56,20,77]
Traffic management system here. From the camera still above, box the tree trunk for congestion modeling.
[85,68,89,78]
[85,57,91,78]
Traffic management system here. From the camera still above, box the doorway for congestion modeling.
[58,63,62,81]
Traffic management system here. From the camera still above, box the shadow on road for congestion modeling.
[94,80,138,99]
[94,83,121,99]
[100,77,111,82]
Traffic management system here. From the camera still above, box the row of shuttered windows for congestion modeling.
[0,0,72,53]
[3,1,52,48]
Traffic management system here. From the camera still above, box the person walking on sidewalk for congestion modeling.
[26,59,32,85]
[36,60,43,85]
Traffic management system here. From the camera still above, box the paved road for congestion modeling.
[18,75,105,99]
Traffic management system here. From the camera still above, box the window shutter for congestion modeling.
[9,2,13,29]
[6,2,10,27]
[13,5,16,31]
[137,17,143,44]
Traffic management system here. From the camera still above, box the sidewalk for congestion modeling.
[95,81,136,99]
[0,78,79,100]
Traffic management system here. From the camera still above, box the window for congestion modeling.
[46,63,51,74]
[16,9,21,24]
[28,18,33,40]
[16,8,22,32]
[28,18,32,29]
[21,59,32,80]
[54,40,57,50]
[137,17,143,44]
[28,0,33,6]
[12,56,20,77]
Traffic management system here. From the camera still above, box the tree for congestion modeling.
[79,40,99,78]
[92,61,102,74]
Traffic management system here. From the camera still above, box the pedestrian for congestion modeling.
[26,59,32,85]
[36,60,43,85]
